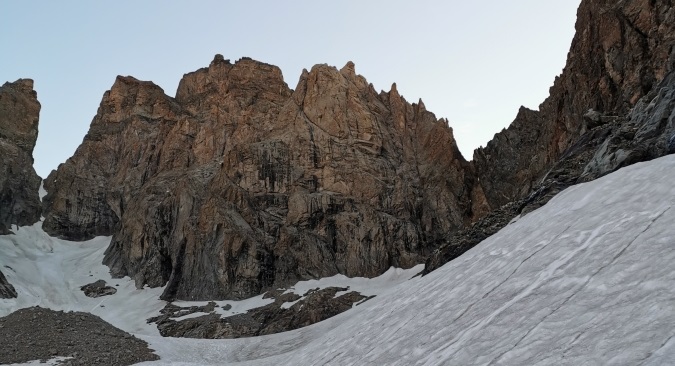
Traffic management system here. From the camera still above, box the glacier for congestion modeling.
[3,155,675,365]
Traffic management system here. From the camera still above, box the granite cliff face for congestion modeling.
[43,56,476,300]
[0,79,42,234]
[472,0,675,210]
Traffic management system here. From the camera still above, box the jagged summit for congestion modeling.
[42,55,473,301]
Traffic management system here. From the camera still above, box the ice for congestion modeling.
[3,155,675,365]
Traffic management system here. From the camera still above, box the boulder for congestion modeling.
[80,280,117,298]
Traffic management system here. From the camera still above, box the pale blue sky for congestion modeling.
[1,1,580,178]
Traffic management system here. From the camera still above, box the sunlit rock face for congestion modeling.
[472,0,675,210]
[0,79,41,235]
[43,56,476,300]
[42,0,675,302]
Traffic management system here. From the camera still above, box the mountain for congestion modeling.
[40,0,675,305]
[41,57,477,301]
[1,0,673,359]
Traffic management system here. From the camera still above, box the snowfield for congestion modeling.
[3,155,675,365]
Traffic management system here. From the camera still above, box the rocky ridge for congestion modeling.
[427,68,675,273]
[472,0,675,210]
[425,0,675,274]
[43,56,475,301]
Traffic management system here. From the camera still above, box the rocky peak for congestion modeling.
[176,55,289,105]
[0,79,40,152]
[97,76,176,123]
[43,55,475,300]
[339,60,356,75]
[5,79,35,95]
[211,53,230,65]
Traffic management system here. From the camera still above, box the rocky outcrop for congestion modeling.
[581,71,675,179]
[80,280,117,298]
[472,0,675,210]
[0,79,42,234]
[0,269,17,298]
[43,56,476,300]
[148,287,369,338]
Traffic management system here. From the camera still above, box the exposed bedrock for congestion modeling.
[0,79,42,234]
[44,57,476,300]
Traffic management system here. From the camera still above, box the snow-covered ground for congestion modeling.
[4,155,675,365]
[0,224,422,334]
[0,224,165,335]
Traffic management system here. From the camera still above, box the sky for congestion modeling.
[1,1,581,178]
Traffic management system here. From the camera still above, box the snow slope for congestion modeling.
[0,224,421,336]
[4,155,675,365]
[0,225,165,335]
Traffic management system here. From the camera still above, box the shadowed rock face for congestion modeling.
[0,79,41,299]
[0,79,42,234]
[426,50,675,277]
[43,56,476,300]
[472,0,675,210]
[0,269,17,298]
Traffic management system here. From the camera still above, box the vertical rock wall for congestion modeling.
[0,79,41,233]
[43,57,476,300]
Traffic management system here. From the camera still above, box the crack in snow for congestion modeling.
[639,334,675,365]
[487,206,672,365]
[429,215,635,365]
[447,225,572,329]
